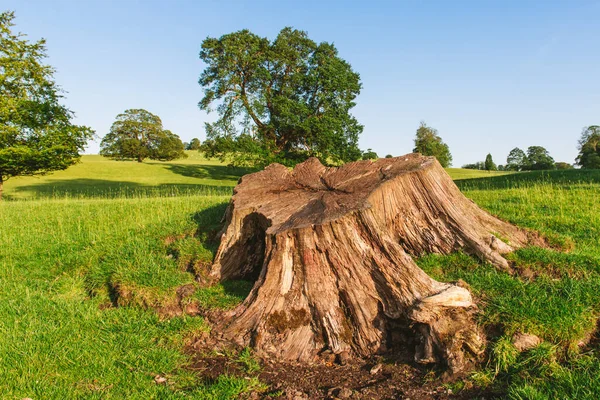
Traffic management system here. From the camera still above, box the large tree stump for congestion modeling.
[208,154,544,375]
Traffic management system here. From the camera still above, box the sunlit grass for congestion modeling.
[0,195,261,399]
[2,157,600,398]
[425,168,600,398]
[2,152,249,200]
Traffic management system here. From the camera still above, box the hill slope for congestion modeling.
[3,153,510,200]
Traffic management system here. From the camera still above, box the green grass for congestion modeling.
[425,168,600,399]
[0,195,264,399]
[2,155,600,399]
[2,153,505,200]
[2,152,250,200]
[446,167,514,180]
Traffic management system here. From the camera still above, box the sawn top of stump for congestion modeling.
[231,153,435,234]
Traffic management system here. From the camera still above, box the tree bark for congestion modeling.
[208,154,546,375]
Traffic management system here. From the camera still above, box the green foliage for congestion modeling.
[361,148,378,160]
[198,27,363,167]
[506,147,528,171]
[385,154,393,158]
[485,153,497,171]
[237,348,261,373]
[526,146,555,170]
[413,121,452,167]
[555,162,574,170]
[576,125,600,169]
[0,11,94,195]
[462,161,485,170]
[100,109,186,162]
[491,336,520,376]
[506,146,556,171]
[186,138,201,150]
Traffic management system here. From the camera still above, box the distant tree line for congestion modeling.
[464,146,576,171]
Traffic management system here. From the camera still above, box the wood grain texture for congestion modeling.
[208,154,546,375]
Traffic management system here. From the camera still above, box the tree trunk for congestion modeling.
[208,154,546,375]
[0,176,3,201]
[137,155,143,163]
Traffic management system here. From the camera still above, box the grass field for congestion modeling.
[1,152,251,200]
[1,153,600,399]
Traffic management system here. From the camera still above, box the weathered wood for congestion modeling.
[208,154,545,375]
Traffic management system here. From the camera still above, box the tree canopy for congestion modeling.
[505,146,555,171]
[576,125,600,169]
[0,11,94,199]
[100,109,186,162]
[526,146,555,170]
[484,153,497,171]
[198,27,363,167]
[362,149,379,160]
[412,122,452,167]
[506,148,528,171]
[186,138,201,150]
[555,162,574,170]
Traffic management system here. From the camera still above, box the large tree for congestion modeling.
[186,137,201,150]
[100,109,186,162]
[576,125,600,169]
[484,153,497,171]
[506,147,528,171]
[412,122,452,167]
[526,146,555,170]
[0,11,94,199]
[198,27,363,167]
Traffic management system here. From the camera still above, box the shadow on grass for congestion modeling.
[190,203,255,301]
[164,163,255,182]
[7,178,234,200]
[455,169,600,191]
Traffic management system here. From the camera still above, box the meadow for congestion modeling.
[1,153,599,399]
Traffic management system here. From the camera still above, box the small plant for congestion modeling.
[237,347,261,373]
[492,336,520,376]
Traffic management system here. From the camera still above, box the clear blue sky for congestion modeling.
[4,0,599,166]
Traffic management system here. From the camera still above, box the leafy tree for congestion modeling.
[100,109,186,162]
[362,149,378,160]
[187,138,201,150]
[506,147,528,171]
[198,27,363,167]
[555,162,574,170]
[0,11,94,200]
[576,125,600,169]
[413,122,452,167]
[526,146,555,170]
[497,164,505,171]
[385,154,393,158]
[484,153,497,171]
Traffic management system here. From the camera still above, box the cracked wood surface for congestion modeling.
[206,154,546,376]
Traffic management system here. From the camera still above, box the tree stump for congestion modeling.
[208,154,544,375]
